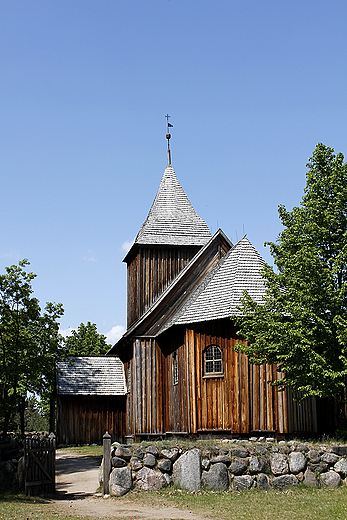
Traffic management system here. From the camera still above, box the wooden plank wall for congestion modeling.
[56,395,126,445]
[126,246,200,327]
[185,319,303,435]
[130,338,164,434]
[249,365,288,434]
[186,320,250,434]
[161,332,189,433]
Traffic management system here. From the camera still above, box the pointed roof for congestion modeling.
[167,236,266,327]
[134,165,211,247]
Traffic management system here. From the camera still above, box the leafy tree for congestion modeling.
[0,259,64,438]
[235,143,347,404]
[64,321,110,356]
[24,395,49,432]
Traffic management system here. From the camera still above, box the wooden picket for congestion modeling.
[24,435,56,495]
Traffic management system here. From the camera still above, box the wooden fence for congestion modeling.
[24,435,56,495]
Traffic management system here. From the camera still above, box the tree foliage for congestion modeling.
[235,143,347,400]
[64,321,110,356]
[0,260,64,436]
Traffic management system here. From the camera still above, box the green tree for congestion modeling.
[235,143,347,404]
[0,259,64,438]
[64,321,110,356]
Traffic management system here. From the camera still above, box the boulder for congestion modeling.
[331,446,347,457]
[289,452,306,474]
[158,459,172,473]
[130,457,143,471]
[172,449,201,491]
[143,453,156,468]
[309,462,328,473]
[161,448,179,461]
[233,475,254,491]
[136,467,166,491]
[134,448,145,460]
[334,458,347,477]
[272,474,299,489]
[146,445,159,457]
[296,444,310,453]
[320,470,341,488]
[322,453,339,465]
[270,453,289,475]
[256,446,268,456]
[256,473,269,490]
[111,456,127,468]
[210,455,231,466]
[249,456,266,474]
[202,462,229,491]
[279,446,291,455]
[229,458,248,476]
[231,448,249,458]
[307,450,320,464]
[304,469,319,488]
[115,446,132,461]
[109,466,132,497]
[219,448,229,455]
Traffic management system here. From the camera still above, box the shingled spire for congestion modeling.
[134,165,211,247]
[124,125,212,327]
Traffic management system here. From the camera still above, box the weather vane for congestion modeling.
[165,114,173,166]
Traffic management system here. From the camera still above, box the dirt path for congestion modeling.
[53,450,214,520]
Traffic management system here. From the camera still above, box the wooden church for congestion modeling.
[109,130,327,440]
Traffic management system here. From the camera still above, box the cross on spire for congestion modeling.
[165,114,173,166]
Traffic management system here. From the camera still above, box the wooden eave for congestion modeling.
[109,229,232,355]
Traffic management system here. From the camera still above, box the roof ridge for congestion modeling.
[168,236,266,327]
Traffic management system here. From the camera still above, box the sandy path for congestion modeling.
[53,450,214,520]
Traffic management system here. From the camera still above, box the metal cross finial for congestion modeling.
[165,114,173,166]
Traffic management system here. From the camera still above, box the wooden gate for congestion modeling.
[24,435,56,495]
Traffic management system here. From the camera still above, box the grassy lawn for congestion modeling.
[57,445,103,457]
[5,442,346,519]
[155,486,347,519]
[1,487,347,520]
[0,493,94,520]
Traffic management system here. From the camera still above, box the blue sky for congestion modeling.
[1,0,346,344]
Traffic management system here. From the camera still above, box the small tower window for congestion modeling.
[173,352,179,385]
[127,365,131,393]
[204,346,223,375]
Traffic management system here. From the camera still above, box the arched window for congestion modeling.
[204,346,223,375]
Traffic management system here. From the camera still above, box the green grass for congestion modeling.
[56,445,103,457]
[140,486,347,520]
[2,487,347,520]
[0,493,96,520]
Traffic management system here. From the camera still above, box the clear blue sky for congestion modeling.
[1,0,346,343]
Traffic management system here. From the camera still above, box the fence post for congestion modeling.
[103,431,111,495]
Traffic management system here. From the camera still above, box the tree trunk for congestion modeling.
[49,392,55,433]
[19,395,25,439]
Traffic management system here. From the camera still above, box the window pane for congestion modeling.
[214,360,222,373]
[205,348,213,360]
[204,346,223,375]
[214,347,222,359]
[205,361,214,373]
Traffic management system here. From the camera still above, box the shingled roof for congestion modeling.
[159,236,266,331]
[133,165,211,247]
[56,356,127,396]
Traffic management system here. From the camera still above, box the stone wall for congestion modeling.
[101,438,347,496]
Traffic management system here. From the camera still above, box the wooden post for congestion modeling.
[103,431,111,495]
